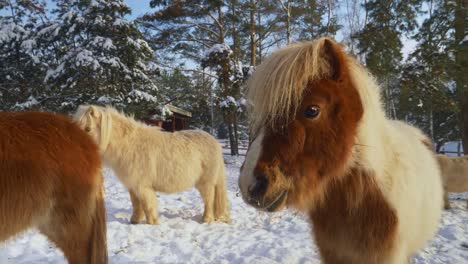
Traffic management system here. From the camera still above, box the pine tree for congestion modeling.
[274,0,341,44]
[403,0,459,147]
[0,0,47,110]
[453,0,467,153]
[141,0,250,155]
[398,0,466,152]
[41,0,158,113]
[295,0,341,40]
[355,0,422,118]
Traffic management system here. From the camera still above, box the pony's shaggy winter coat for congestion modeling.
[240,37,442,264]
[436,155,468,209]
[74,105,230,224]
[0,111,107,264]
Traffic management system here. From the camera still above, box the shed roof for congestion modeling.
[165,104,192,117]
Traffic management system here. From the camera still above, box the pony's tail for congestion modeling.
[214,164,230,223]
[89,185,108,264]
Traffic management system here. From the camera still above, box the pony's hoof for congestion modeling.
[146,217,159,225]
[202,216,214,223]
[130,216,144,224]
[130,219,143,224]
[216,215,231,224]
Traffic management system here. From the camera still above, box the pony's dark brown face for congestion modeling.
[239,40,364,212]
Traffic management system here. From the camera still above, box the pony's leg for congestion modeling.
[39,202,91,264]
[318,246,346,264]
[214,177,230,223]
[382,247,409,264]
[443,191,451,209]
[196,183,215,223]
[129,190,145,224]
[138,188,159,225]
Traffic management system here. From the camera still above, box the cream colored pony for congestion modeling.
[74,105,230,224]
[436,155,468,209]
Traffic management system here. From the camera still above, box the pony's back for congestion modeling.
[0,111,107,264]
[437,155,468,192]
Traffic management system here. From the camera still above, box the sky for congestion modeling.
[123,0,417,59]
[1,0,418,61]
[125,0,152,19]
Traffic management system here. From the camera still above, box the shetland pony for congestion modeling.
[436,154,468,209]
[0,112,107,264]
[239,38,442,264]
[74,105,230,224]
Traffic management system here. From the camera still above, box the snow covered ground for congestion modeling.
[1,155,467,264]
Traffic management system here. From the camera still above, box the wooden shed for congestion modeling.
[145,105,192,132]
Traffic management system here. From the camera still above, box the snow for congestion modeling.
[220,96,237,108]
[14,96,39,110]
[0,23,25,42]
[203,43,232,59]
[20,39,36,52]
[1,153,467,263]
[128,89,158,103]
[113,18,125,26]
[92,37,116,50]
[76,49,101,70]
[97,95,113,104]
[61,11,76,22]
[161,105,173,117]
[418,99,423,107]
[440,141,464,156]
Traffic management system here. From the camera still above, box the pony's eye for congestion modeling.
[85,127,91,132]
[304,105,320,119]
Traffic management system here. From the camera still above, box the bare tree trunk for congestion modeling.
[218,5,239,156]
[228,122,236,155]
[231,0,240,61]
[257,8,263,64]
[286,1,291,44]
[277,0,291,44]
[250,0,257,66]
[429,109,434,141]
[326,0,332,34]
[364,0,369,25]
[233,114,239,155]
[455,0,467,154]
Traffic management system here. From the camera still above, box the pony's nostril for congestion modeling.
[249,175,269,197]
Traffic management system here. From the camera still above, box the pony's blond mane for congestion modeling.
[247,38,342,133]
[75,105,165,153]
[74,105,113,152]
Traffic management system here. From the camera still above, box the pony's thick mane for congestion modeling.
[75,105,114,152]
[75,105,164,151]
[247,38,351,133]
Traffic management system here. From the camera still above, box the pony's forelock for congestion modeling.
[100,107,112,153]
[247,38,343,133]
[75,105,113,152]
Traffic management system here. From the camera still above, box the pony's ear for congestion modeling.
[321,38,348,81]
[87,106,100,118]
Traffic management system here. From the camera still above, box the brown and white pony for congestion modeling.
[0,111,107,264]
[239,38,443,264]
[436,154,468,209]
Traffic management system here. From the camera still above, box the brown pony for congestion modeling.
[0,111,107,264]
[239,38,442,264]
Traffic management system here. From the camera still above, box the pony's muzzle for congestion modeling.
[241,175,288,212]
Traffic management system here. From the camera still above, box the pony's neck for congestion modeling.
[102,113,136,162]
[310,166,398,260]
[349,62,393,180]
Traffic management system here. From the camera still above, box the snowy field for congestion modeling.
[1,155,467,263]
